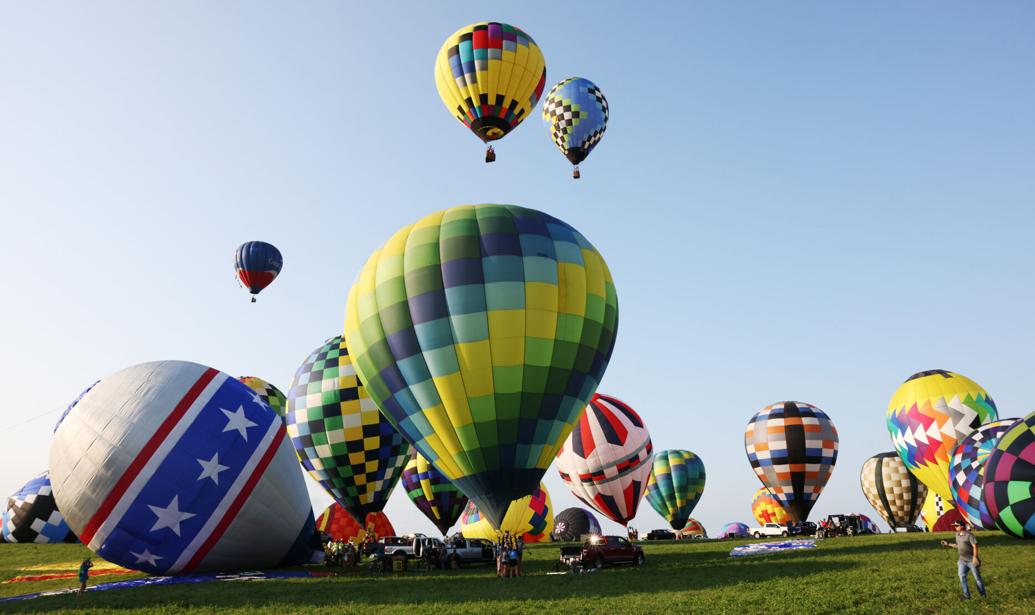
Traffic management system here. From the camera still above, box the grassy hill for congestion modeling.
[2,532,1032,614]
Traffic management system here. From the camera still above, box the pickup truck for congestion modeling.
[378,534,428,557]
[441,538,495,567]
[748,523,790,538]
[578,535,645,570]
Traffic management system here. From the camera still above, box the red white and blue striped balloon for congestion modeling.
[49,361,315,574]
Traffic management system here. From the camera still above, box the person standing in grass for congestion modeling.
[940,520,986,599]
[76,557,93,598]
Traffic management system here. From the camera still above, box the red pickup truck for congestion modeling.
[579,535,645,570]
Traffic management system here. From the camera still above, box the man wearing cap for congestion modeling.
[940,520,986,599]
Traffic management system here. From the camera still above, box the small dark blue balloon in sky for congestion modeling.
[234,241,282,302]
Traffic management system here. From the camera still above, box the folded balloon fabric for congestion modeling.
[729,539,817,558]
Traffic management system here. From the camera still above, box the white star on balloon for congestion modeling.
[148,495,196,537]
[196,452,230,485]
[249,390,269,409]
[221,405,257,441]
[130,548,163,566]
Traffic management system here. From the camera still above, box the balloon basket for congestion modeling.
[251,297,256,303]
[572,166,581,179]
[485,147,496,163]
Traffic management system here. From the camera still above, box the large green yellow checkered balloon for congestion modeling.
[344,205,618,528]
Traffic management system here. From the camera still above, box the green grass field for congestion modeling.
[2,532,1032,614]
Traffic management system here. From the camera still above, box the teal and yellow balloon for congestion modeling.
[344,204,618,528]
[542,77,608,178]
[645,450,706,531]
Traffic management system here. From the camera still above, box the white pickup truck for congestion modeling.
[748,522,790,538]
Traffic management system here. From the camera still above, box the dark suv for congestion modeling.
[580,535,645,570]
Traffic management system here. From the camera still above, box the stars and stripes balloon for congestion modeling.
[48,361,316,574]
[750,487,792,526]
[234,241,282,302]
[344,204,618,529]
[542,77,608,178]
[556,394,654,526]
[982,411,1035,538]
[644,450,706,531]
[316,505,394,543]
[551,507,602,541]
[460,482,553,543]
[2,472,76,544]
[55,381,98,433]
[745,401,838,522]
[950,420,1017,530]
[859,452,927,530]
[886,370,998,502]
[434,22,547,162]
[285,336,411,520]
[401,453,468,536]
[239,376,287,418]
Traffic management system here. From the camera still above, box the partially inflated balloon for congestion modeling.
[285,337,411,519]
[234,241,282,302]
[681,517,706,537]
[542,77,608,178]
[551,507,601,541]
[460,482,553,543]
[2,472,76,543]
[316,505,394,543]
[644,450,705,531]
[860,452,926,529]
[887,370,998,501]
[434,22,546,160]
[751,487,791,526]
[982,412,1035,538]
[556,394,653,526]
[720,522,749,538]
[950,420,1017,530]
[745,402,838,522]
[921,492,964,531]
[239,376,287,418]
[49,361,316,574]
[344,204,618,528]
[402,453,468,535]
[855,514,880,534]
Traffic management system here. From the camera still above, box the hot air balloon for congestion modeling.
[239,376,287,418]
[982,411,1035,538]
[644,450,705,531]
[680,517,706,538]
[49,361,316,574]
[921,492,964,532]
[285,336,411,520]
[720,522,749,539]
[744,401,838,522]
[950,420,1018,530]
[401,453,468,535]
[234,241,282,302]
[751,487,792,526]
[460,482,553,543]
[860,452,927,530]
[542,77,608,179]
[344,204,618,529]
[55,381,98,433]
[434,22,547,162]
[551,507,602,541]
[316,504,395,543]
[855,514,880,534]
[887,370,998,501]
[555,394,653,526]
[2,472,76,543]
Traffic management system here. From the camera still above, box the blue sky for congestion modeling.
[2,2,1034,536]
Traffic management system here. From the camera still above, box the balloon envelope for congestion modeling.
[680,517,706,537]
[434,23,546,146]
[751,487,792,526]
[982,412,1035,538]
[887,370,998,501]
[460,482,553,543]
[239,376,287,418]
[950,420,1017,530]
[316,505,394,543]
[285,336,411,519]
[644,449,705,531]
[3,472,76,544]
[556,394,654,526]
[860,452,926,529]
[234,241,282,297]
[401,453,468,535]
[551,507,602,541]
[542,77,609,167]
[745,401,838,522]
[49,361,316,574]
[344,204,618,528]
[720,522,749,538]
[921,493,964,532]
